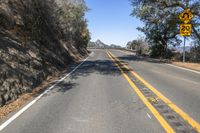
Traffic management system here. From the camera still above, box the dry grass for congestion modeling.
[172,62,200,72]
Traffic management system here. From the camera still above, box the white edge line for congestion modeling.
[110,50,199,74]
[113,50,199,75]
[0,52,93,131]
[167,64,200,74]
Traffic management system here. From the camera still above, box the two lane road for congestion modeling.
[1,49,199,133]
[111,49,200,124]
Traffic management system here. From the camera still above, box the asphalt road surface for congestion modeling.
[0,49,200,133]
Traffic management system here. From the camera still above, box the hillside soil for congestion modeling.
[0,59,85,121]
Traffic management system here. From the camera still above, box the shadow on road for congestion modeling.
[42,81,78,97]
[38,58,128,96]
[69,59,124,80]
[39,54,165,96]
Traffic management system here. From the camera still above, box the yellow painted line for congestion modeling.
[107,51,175,133]
[109,51,200,132]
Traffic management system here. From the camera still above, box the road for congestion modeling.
[0,49,200,133]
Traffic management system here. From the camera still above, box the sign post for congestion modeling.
[179,9,193,63]
[183,37,186,63]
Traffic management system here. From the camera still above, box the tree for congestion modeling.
[56,1,90,54]
[126,37,149,55]
[130,0,200,58]
[189,45,200,62]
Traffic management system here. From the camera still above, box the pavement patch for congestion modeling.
[108,51,200,133]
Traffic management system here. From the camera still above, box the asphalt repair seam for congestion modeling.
[108,51,200,133]
[107,51,175,133]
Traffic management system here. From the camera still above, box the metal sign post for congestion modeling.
[183,37,186,63]
[179,9,193,63]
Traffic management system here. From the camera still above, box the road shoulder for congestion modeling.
[169,62,200,74]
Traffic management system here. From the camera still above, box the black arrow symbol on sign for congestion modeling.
[182,13,189,19]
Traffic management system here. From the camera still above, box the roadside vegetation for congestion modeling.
[126,37,149,56]
[130,0,200,62]
[0,0,90,106]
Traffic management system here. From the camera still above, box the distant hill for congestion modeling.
[88,40,109,48]
[88,40,121,49]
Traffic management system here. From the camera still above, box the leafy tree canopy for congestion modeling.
[130,0,200,58]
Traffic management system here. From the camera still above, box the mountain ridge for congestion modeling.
[88,39,122,49]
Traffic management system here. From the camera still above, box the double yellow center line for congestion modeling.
[107,51,200,133]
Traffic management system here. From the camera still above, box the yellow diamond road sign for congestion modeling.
[179,9,193,23]
[180,24,192,36]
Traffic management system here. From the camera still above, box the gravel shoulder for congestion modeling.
[172,62,200,72]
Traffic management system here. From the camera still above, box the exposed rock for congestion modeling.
[0,0,89,106]
[88,40,121,49]
[88,40,109,48]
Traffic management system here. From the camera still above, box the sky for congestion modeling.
[85,0,144,47]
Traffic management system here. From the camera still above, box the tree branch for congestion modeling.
[192,26,200,41]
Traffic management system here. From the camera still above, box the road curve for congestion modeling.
[0,49,164,133]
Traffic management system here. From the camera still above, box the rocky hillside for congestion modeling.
[88,40,121,49]
[88,40,110,48]
[0,0,90,106]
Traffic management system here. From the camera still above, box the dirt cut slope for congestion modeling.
[0,0,90,106]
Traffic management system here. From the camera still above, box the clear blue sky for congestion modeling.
[85,0,144,47]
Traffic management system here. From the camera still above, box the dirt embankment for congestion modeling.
[0,0,89,106]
